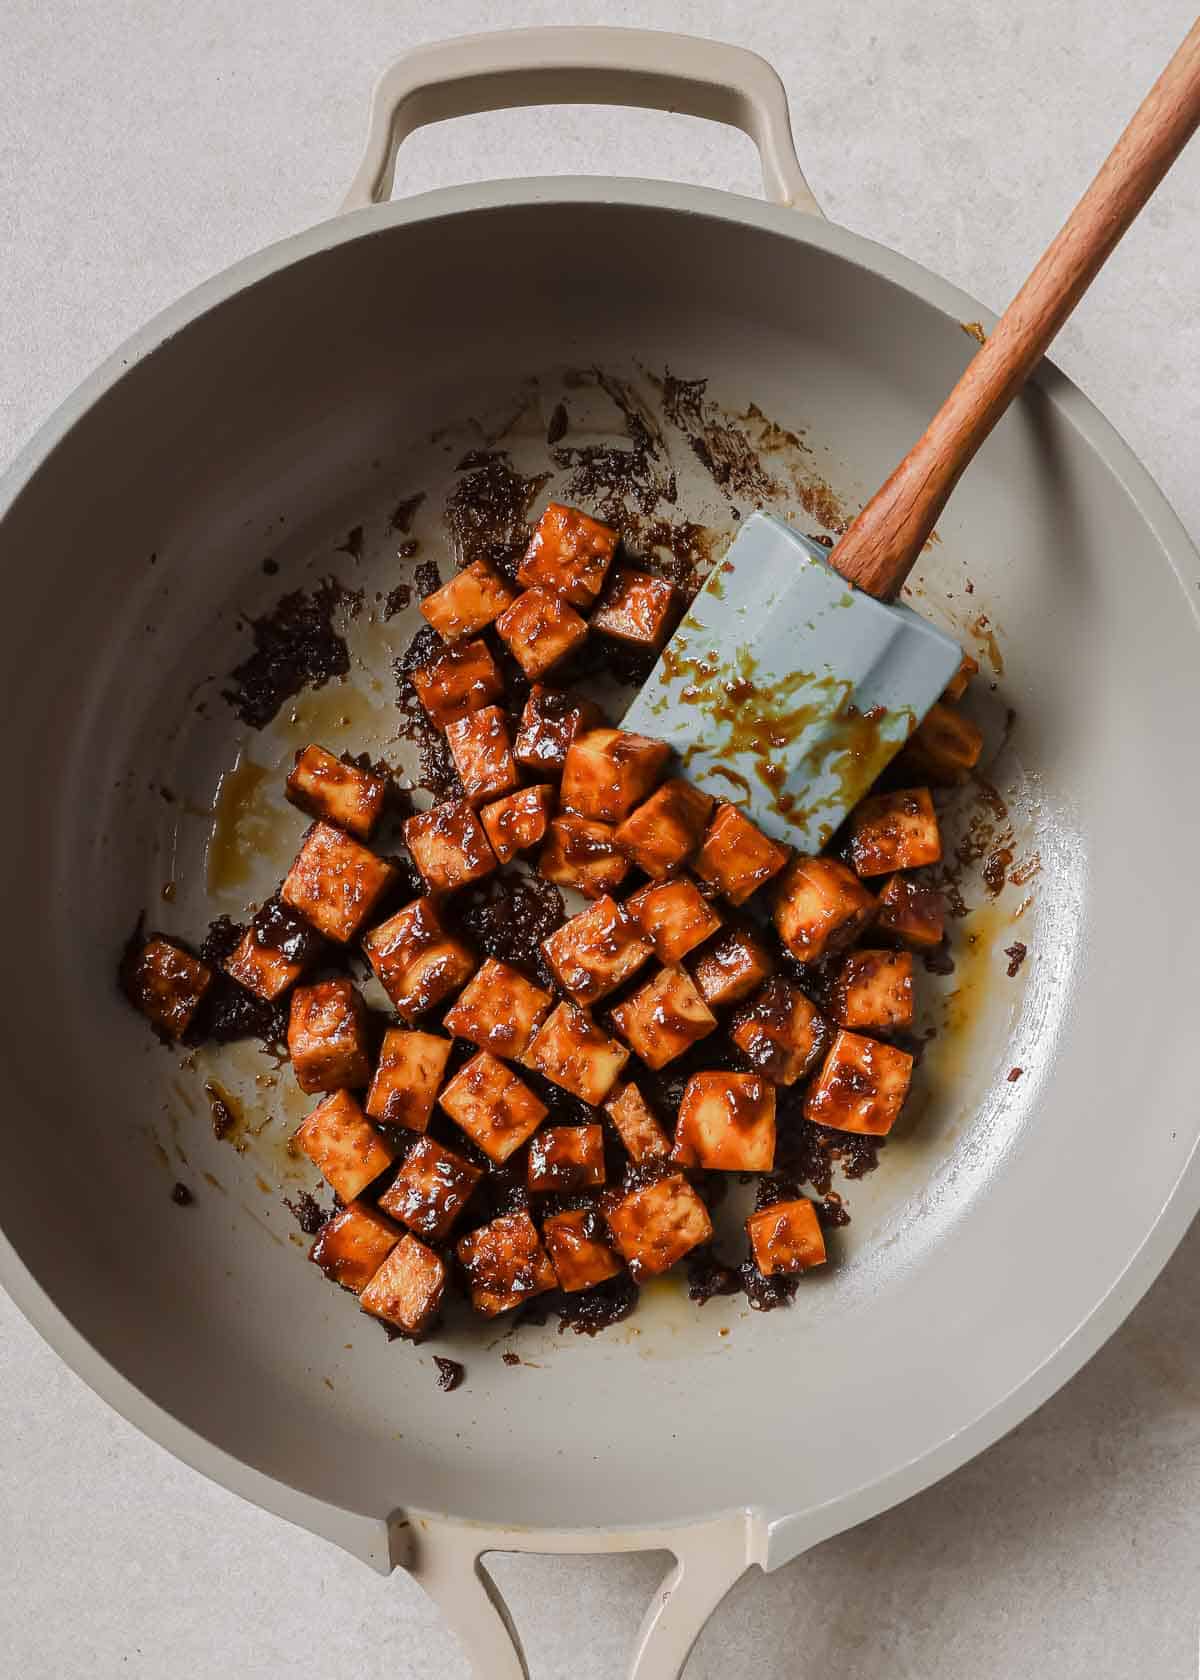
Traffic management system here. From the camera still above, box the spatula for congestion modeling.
[624,18,1200,848]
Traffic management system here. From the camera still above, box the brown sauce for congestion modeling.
[223,579,362,729]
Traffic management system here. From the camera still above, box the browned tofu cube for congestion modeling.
[495,587,588,679]
[518,502,617,605]
[527,1124,606,1192]
[875,873,946,950]
[606,1174,713,1280]
[803,1028,914,1136]
[444,706,520,807]
[403,799,498,892]
[745,1199,826,1276]
[626,878,721,965]
[614,779,714,879]
[309,1201,401,1293]
[899,700,984,783]
[694,803,790,906]
[522,1003,629,1105]
[731,978,826,1086]
[605,1083,671,1163]
[362,897,475,1022]
[379,1136,482,1241]
[285,745,387,840]
[830,949,914,1033]
[281,822,396,944]
[772,855,876,962]
[847,787,941,877]
[223,897,324,1002]
[288,978,371,1094]
[360,1233,446,1335]
[123,936,213,1039]
[513,685,603,777]
[439,1050,548,1164]
[410,637,503,731]
[442,958,553,1059]
[293,1090,394,1202]
[610,966,718,1070]
[456,1211,557,1316]
[542,1208,623,1293]
[590,564,679,649]
[672,1072,776,1171]
[560,728,671,824]
[541,896,651,1007]
[942,651,979,703]
[480,783,555,865]
[364,1028,451,1132]
[538,814,629,899]
[419,559,517,643]
[690,922,775,1007]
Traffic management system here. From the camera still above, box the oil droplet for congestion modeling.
[204,754,281,896]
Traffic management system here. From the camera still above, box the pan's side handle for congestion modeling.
[340,27,821,216]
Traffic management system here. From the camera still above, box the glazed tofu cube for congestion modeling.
[293,1090,394,1201]
[614,779,714,879]
[875,873,946,950]
[442,958,553,1059]
[360,1233,447,1335]
[309,1201,401,1293]
[604,1083,671,1163]
[730,978,826,1086]
[281,822,396,944]
[456,1211,557,1316]
[606,1174,713,1280]
[542,1208,623,1293]
[123,936,213,1039]
[495,587,588,679]
[847,787,941,877]
[831,949,914,1033]
[513,685,603,777]
[439,1050,548,1164]
[480,783,555,865]
[364,1028,451,1132]
[410,636,503,731]
[694,803,790,906]
[745,1199,826,1276]
[223,896,324,1002]
[379,1136,482,1241]
[538,814,630,899]
[803,1028,914,1136]
[560,728,671,824]
[522,1004,629,1105]
[690,922,774,1008]
[403,798,497,892]
[541,896,651,1007]
[610,966,718,1070]
[590,564,679,649]
[288,978,371,1094]
[672,1072,776,1171]
[942,651,979,703]
[419,559,517,643]
[527,1124,607,1192]
[285,745,387,840]
[362,897,475,1022]
[626,878,721,965]
[772,855,876,962]
[900,700,984,783]
[518,502,617,605]
[444,706,519,807]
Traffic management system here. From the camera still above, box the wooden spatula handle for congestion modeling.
[833,17,1200,601]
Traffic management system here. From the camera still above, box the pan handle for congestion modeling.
[340,27,822,216]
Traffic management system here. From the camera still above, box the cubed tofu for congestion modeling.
[899,701,984,783]
[288,978,371,1094]
[614,779,714,879]
[527,1124,607,1192]
[364,1028,451,1132]
[410,636,504,731]
[772,855,876,962]
[942,651,979,703]
[513,685,603,777]
[379,1136,482,1241]
[605,1174,713,1280]
[518,502,617,605]
[875,873,946,950]
[310,1201,401,1293]
[745,1199,826,1276]
[847,787,941,877]
[359,1233,447,1335]
[494,587,588,679]
[281,822,396,944]
[542,1208,623,1293]
[293,1090,394,1201]
[589,564,678,649]
[522,1003,629,1106]
[444,706,520,807]
[362,897,475,1022]
[538,814,629,899]
[694,803,790,906]
[480,783,555,865]
[560,728,671,824]
[830,949,914,1033]
[123,936,212,1039]
[439,1050,548,1164]
[223,896,324,1002]
[730,978,826,1086]
[604,1083,671,1163]
[626,878,722,965]
[541,896,651,1007]
[403,798,498,892]
[442,958,553,1059]
[419,559,517,643]
[285,745,387,840]
[456,1211,557,1316]
[803,1028,914,1136]
[690,922,775,1008]
[611,966,718,1070]
[672,1072,776,1171]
